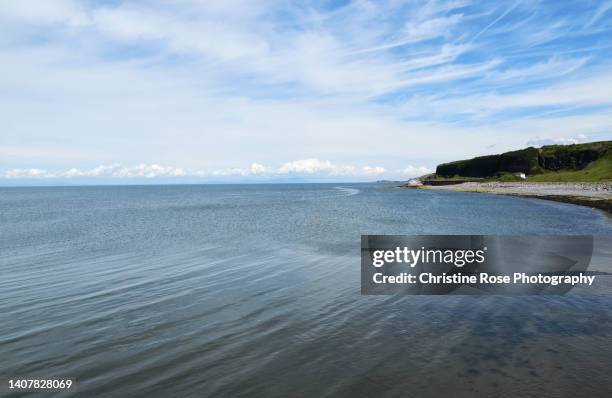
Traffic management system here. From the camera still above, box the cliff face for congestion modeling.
[538,145,602,171]
[436,147,540,177]
[435,141,612,180]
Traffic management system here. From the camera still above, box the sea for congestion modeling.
[1,183,612,397]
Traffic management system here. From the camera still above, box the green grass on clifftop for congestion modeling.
[526,151,612,182]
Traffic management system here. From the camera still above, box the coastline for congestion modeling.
[412,182,612,215]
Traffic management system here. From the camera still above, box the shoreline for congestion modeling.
[411,182,612,215]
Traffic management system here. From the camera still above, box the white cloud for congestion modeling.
[2,160,389,180]
[587,1,612,27]
[526,134,589,147]
[485,57,588,82]
[91,4,269,62]
[278,158,382,176]
[279,158,336,174]
[111,164,187,178]
[420,73,612,116]
[249,162,268,174]
[0,0,88,26]
[399,44,471,71]
[4,168,53,179]
[361,166,386,175]
[62,164,121,177]
[399,165,433,177]
[402,14,464,43]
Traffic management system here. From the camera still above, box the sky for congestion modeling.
[1,0,611,184]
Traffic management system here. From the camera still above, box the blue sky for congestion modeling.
[1,0,611,184]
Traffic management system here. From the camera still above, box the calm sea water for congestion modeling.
[1,183,612,397]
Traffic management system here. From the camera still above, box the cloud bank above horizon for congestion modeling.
[3,159,430,182]
[1,0,611,184]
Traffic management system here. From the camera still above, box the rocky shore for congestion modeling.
[417,182,612,214]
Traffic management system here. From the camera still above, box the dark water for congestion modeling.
[1,183,612,397]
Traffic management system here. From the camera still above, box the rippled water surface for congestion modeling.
[1,184,612,397]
